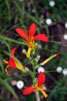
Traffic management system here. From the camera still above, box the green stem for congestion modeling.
[35,91,40,101]
[33,64,36,85]
[45,25,50,39]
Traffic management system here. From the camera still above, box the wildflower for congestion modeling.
[65,22,67,28]
[16,23,48,59]
[16,80,24,89]
[62,68,67,76]
[38,67,45,73]
[63,34,67,40]
[56,66,62,73]
[40,53,60,65]
[23,72,48,98]
[46,18,52,25]
[3,48,24,74]
[49,1,55,7]
[11,80,17,86]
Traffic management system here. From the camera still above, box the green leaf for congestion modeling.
[0,53,5,74]
[0,35,25,45]
[0,78,19,101]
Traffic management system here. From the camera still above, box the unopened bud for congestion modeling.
[22,49,26,54]
[25,67,29,72]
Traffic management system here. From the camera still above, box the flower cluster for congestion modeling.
[2,23,60,99]
[56,66,67,76]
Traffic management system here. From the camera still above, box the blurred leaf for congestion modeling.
[25,94,34,101]
[0,53,5,74]
[0,35,25,45]
[0,78,19,101]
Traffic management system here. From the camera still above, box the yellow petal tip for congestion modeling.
[26,55,30,59]
[45,94,48,98]
[26,47,32,59]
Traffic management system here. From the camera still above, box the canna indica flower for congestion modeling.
[3,48,24,74]
[16,23,48,59]
[23,72,48,98]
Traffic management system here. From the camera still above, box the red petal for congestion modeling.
[56,53,60,56]
[23,87,35,95]
[38,72,46,87]
[44,89,47,92]
[11,48,16,58]
[34,34,48,42]
[28,23,36,38]
[16,28,29,41]
[8,58,16,69]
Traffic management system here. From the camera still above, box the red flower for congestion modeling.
[3,48,24,74]
[16,23,48,59]
[3,48,16,74]
[23,72,48,98]
[8,48,16,69]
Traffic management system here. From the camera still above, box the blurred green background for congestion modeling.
[0,0,67,101]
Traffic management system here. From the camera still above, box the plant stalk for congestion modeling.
[35,91,40,101]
